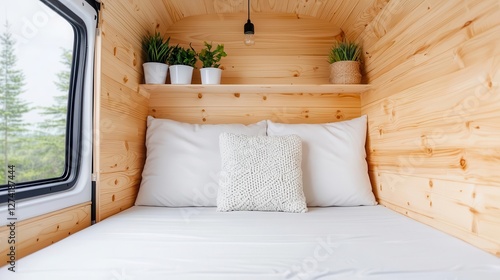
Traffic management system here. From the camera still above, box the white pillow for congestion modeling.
[217,133,307,213]
[266,115,376,207]
[135,117,267,207]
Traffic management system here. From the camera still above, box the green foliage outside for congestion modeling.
[0,24,69,185]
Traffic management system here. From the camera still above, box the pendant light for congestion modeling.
[244,0,255,46]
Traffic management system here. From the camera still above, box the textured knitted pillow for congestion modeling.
[217,133,307,213]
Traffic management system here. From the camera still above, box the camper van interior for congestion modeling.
[1,0,500,279]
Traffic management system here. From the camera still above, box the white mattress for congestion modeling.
[2,206,500,279]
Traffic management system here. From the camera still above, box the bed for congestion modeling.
[2,116,500,279]
[2,205,500,279]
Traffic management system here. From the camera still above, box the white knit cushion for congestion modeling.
[267,115,376,207]
[135,117,267,207]
[217,133,307,213]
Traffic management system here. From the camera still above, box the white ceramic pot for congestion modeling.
[143,62,168,84]
[169,65,194,84]
[200,67,222,85]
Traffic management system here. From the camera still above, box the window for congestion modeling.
[0,0,95,221]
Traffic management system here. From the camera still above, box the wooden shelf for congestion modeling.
[140,84,371,95]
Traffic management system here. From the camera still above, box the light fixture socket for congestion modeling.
[244,19,254,34]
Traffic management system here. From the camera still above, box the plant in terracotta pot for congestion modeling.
[198,41,227,84]
[142,32,172,84]
[168,44,198,84]
[328,40,362,84]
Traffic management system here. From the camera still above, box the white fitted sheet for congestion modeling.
[2,205,500,279]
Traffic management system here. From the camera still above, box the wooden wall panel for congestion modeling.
[162,0,379,35]
[0,203,90,263]
[147,90,361,125]
[360,0,500,255]
[166,13,343,85]
[96,0,160,221]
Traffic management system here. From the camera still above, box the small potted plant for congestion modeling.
[142,32,172,84]
[328,39,362,84]
[198,41,227,84]
[168,44,197,84]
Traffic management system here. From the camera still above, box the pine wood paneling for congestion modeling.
[167,13,343,85]
[162,0,378,39]
[0,203,91,263]
[97,0,156,221]
[360,0,500,255]
[149,105,360,125]
[144,86,362,125]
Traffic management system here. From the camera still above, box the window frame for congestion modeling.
[0,0,95,217]
[0,0,87,202]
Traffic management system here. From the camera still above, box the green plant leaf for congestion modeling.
[328,39,361,64]
[198,41,227,68]
[142,32,172,63]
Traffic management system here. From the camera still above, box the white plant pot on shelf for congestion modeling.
[200,67,222,85]
[169,65,194,84]
[143,62,168,84]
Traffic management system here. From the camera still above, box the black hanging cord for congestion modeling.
[244,0,254,34]
[247,0,250,20]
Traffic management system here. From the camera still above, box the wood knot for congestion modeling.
[152,108,156,112]
[113,47,117,56]
[463,20,472,28]
[114,179,118,185]
[429,180,433,187]
[460,157,467,170]
[202,118,206,122]
[198,93,203,99]
[112,194,116,201]
[123,76,129,83]
[335,110,343,120]
[234,93,240,98]
[262,96,267,101]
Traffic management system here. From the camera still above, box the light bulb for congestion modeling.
[244,19,255,46]
[244,33,254,46]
